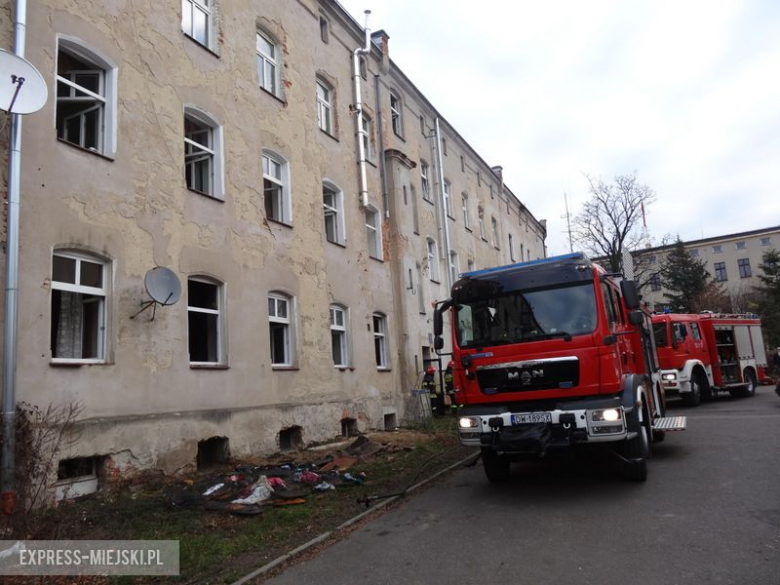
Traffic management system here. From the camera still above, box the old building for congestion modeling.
[0,0,546,495]
[635,225,779,312]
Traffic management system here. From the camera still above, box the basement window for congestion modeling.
[55,456,99,501]
[279,426,303,452]
[197,436,229,470]
[384,413,397,430]
[341,417,358,437]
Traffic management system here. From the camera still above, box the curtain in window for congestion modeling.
[56,291,83,358]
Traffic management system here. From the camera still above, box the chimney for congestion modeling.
[371,29,390,74]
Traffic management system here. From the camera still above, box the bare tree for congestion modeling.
[573,172,656,273]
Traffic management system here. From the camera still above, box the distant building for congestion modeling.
[0,0,546,496]
[633,225,779,312]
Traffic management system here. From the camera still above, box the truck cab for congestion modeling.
[434,253,685,482]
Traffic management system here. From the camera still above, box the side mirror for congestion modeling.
[433,299,452,349]
[434,337,444,350]
[628,310,644,326]
[620,280,640,310]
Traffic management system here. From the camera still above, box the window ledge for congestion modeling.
[365,159,378,169]
[319,129,339,142]
[187,187,225,202]
[481,236,488,243]
[465,226,473,233]
[430,278,440,284]
[423,197,435,206]
[259,86,286,106]
[267,217,293,229]
[377,367,392,372]
[327,239,347,249]
[183,32,220,58]
[50,359,109,367]
[272,366,300,371]
[369,255,384,263]
[56,138,115,162]
[190,364,229,370]
[335,366,355,372]
[392,132,405,143]
[447,214,456,221]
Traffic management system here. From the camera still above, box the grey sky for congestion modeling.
[338,0,780,256]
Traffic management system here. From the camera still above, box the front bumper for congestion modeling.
[660,369,690,394]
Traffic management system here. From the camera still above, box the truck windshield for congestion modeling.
[455,282,598,349]
[653,322,668,347]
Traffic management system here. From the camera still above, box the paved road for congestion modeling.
[264,389,780,585]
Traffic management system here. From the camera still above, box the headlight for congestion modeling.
[591,408,621,422]
[458,416,480,429]
[662,373,677,381]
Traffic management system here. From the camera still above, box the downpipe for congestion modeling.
[352,11,371,208]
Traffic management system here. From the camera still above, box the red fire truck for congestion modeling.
[651,312,767,406]
[433,253,686,483]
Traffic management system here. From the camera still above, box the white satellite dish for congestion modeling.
[131,267,182,320]
[0,49,48,115]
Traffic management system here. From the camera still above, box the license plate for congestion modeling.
[511,412,552,425]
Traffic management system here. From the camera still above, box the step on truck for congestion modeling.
[651,312,767,406]
[433,253,686,482]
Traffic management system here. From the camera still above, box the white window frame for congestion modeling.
[449,250,459,284]
[263,150,292,224]
[421,162,431,202]
[467,259,476,272]
[55,38,118,157]
[256,30,279,96]
[373,312,389,369]
[316,79,333,134]
[269,293,294,367]
[50,251,108,364]
[478,206,486,239]
[182,0,213,49]
[360,114,373,161]
[184,106,224,199]
[427,238,440,283]
[462,193,470,229]
[389,91,403,136]
[330,305,349,367]
[366,205,382,260]
[491,216,500,248]
[323,180,345,245]
[187,277,223,366]
[509,233,515,262]
[444,181,453,218]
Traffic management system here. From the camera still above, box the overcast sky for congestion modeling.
[338,0,780,256]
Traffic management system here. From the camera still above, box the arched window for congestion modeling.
[256,29,280,96]
[51,250,109,362]
[56,38,117,157]
[184,106,223,199]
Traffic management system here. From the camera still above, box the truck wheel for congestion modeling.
[699,371,713,401]
[742,369,757,398]
[481,448,510,482]
[621,402,649,482]
[681,374,702,407]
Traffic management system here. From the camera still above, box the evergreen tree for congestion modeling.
[660,239,718,313]
[753,249,780,347]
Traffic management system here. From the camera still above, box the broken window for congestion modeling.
[269,293,293,366]
[188,278,222,364]
[51,252,107,362]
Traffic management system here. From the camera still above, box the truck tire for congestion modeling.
[621,397,650,482]
[742,369,757,398]
[681,373,702,407]
[481,448,510,482]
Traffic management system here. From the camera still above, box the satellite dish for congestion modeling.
[0,49,48,115]
[131,267,181,320]
[145,266,182,305]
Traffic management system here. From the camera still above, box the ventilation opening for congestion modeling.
[341,417,358,438]
[55,456,101,501]
[384,413,397,430]
[279,426,303,452]
[197,436,230,470]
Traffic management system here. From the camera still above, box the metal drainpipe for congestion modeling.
[352,11,371,208]
[434,117,452,290]
[2,0,28,512]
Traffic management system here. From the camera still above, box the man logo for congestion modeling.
[508,372,519,380]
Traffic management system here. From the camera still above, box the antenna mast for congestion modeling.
[563,192,574,253]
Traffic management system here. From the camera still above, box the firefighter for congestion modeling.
[422,365,445,416]
[444,360,455,412]
[773,347,780,378]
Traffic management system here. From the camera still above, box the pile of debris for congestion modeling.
[168,435,399,517]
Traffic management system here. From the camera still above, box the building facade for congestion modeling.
[635,226,779,312]
[0,0,546,491]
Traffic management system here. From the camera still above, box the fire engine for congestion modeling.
[651,312,767,406]
[433,253,686,483]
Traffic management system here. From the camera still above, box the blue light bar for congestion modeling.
[459,252,587,279]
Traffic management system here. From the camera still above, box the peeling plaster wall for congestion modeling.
[0,0,546,476]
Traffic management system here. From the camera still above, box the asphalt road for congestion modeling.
[264,388,780,585]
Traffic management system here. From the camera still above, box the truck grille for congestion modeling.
[475,357,579,394]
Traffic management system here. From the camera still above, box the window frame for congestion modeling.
[262,150,292,225]
[182,0,213,49]
[55,38,118,158]
[323,180,345,245]
[366,205,383,260]
[360,114,373,161]
[420,162,431,202]
[187,276,224,366]
[443,180,453,219]
[330,304,349,367]
[269,292,294,367]
[714,261,728,282]
[427,237,440,283]
[491,216,500,248]
[478,206,486,240]
[389,91,403,137]
[316,78,334,135]
[50,251,108,364]
[449,250,459,284]
[184,106,224,200]
[461,193,470,230]
[256,29,279,96]
[373,312,389,369]
[737,258,751,278]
